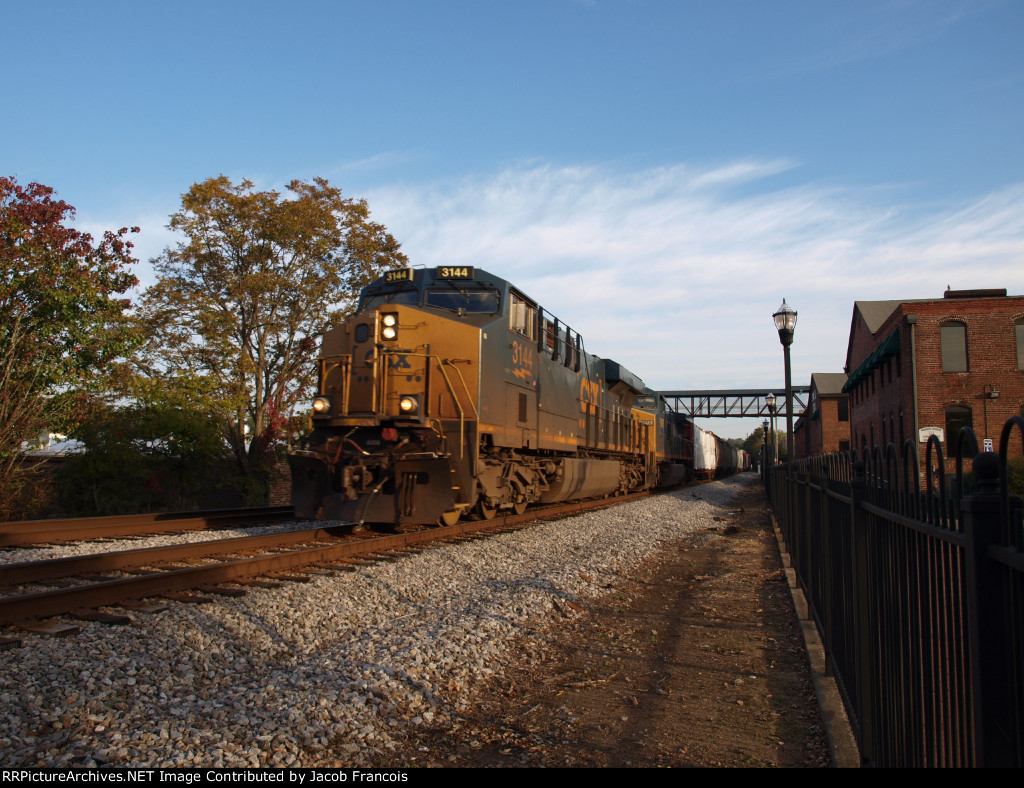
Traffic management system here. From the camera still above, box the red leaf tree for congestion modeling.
[0,176,139,518]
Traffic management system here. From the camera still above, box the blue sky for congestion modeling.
[6,0,1024,438]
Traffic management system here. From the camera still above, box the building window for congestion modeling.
[1016,319,1024,370]
[945,406,973,451]
[941,321,968,372]
[837,398,849,422]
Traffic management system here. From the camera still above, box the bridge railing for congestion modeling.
[765,416,1024,767]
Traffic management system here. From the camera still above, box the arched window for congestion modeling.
[941,321,968,372]
[945,406,973,452]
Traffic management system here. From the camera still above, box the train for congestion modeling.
[289,266,747,525]
[632,390,749,482]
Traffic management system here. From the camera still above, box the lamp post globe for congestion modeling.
[773,299,797,345]
[772,300,797,463]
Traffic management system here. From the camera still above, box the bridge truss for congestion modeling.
[658,388,811,419]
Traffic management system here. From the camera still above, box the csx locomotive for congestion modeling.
[289,266,738,525]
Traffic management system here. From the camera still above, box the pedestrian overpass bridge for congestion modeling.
[658,388,811,419]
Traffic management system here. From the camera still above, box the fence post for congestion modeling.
[818,467,834,677]
[961,451,1014,767]
[850,459,873,766]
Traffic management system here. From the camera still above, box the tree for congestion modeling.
[136,176,408,489]
[0,177,139,519]
[741,426,766,458]
[62,403,230,515]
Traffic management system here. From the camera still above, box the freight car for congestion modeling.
[290,266,733,525]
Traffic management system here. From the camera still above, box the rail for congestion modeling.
[0,493,649,630]
[0,506,294,547]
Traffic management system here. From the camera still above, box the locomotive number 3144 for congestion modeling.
[511,340,534,373]
[437,266,474,279]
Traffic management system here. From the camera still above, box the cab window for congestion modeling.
[510,292,537,339]
[424,288,500,313]
[358,286,419,311]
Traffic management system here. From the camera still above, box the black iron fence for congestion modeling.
[764,415,1024,767]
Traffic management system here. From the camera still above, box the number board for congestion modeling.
[384,268,414,284]
[436,266,475,280]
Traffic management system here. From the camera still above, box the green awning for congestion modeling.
[843,328,900,393]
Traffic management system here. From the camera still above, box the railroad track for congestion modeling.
[0,505,295,547]
[0,493,648,638]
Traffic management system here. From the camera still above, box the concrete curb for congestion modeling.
[769,511,862,769]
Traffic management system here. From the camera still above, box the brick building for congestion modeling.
[794,372,850,459]
[842,288,1024,466]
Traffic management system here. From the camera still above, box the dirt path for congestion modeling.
[397,477,834,767]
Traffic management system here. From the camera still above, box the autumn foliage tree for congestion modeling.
[136,176,408,492]
[0,176,139,518]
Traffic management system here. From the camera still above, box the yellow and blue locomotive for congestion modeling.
[632,389,695,487]
[289,266,654,525]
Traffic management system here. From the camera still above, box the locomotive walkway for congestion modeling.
[394,474,859,768]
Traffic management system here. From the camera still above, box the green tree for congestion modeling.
[742,426,766,458]
[0,177,139,519]
[61,403,230,515]
[136,176,407,492]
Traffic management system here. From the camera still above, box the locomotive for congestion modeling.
[289,266,736,526]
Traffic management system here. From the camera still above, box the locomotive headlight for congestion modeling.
[398,395,419,414]
[312,396,332,415]
[380,313,398,340]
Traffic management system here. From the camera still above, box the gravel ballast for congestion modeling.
[0,475,751,768]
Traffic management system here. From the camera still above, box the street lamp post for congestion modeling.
[772,299,797,463]
[762,418,770,471]
[765,393,777,466]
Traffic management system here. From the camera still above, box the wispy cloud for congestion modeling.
[367,160,1024,437]
[323,151,425,184]
[725,0,1001,86]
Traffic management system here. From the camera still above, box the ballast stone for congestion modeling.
[0,476,750,767]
